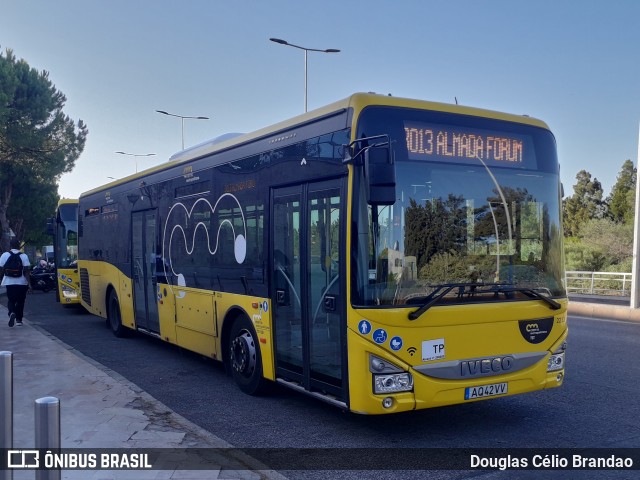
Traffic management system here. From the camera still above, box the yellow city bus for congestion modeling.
[49,199,81,304]
[77,93,567,414]
[52,198,80,305]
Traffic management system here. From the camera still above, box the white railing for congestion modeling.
[565,271,632,296]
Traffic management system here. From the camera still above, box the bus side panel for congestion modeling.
[168,287,275,381]
[216,292,275,380]
[78,260,126,321]
[175,288,217,358]
[117,270,135,330]
[157,283,177,344]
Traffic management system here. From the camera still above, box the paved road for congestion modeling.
[9,292,640,479]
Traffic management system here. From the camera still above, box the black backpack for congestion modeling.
[3,252,24,278]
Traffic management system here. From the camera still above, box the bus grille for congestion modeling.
[80,268,91,306]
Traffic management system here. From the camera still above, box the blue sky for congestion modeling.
[2,0,640,199]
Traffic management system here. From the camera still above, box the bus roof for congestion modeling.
[170,92,550,164]
[81,93,550,198]
[57,198,79,206]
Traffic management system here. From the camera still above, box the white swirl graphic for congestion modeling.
[162,193,247,295]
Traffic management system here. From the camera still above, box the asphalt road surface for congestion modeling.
[8,291,640,479]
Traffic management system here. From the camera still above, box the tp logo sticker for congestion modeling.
[422,338,445,361]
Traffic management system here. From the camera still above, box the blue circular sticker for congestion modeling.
[373,328,388,344]
[358,320,372,336]
[390,336,403,351]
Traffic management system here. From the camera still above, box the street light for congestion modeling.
[269,37,340,112]
[115,151,156,173]
[155,110,210,150]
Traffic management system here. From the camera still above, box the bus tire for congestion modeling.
[107,290,127,338]
[228,315,268,395]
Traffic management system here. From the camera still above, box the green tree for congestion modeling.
[562,170,605,237]
[564,236,607,271]
[8,174,59,247]
[606,159,636,224]
[0,48,87,249]
[564,218,633,271]
[405,194,466,271]
[581,218,633,268]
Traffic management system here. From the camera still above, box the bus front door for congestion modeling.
[132,210,160,333]
[271,178,346,400]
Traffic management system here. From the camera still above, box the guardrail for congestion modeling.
[565,271,632,296]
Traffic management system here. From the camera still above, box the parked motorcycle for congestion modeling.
[30,261,57,293]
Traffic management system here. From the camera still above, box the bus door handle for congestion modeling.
[323,295,336,312]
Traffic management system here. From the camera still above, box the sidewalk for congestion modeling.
[1,303,286,480]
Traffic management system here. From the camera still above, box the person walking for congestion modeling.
[1,238,31,327]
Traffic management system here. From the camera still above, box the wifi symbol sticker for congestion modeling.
[407,347,417,356]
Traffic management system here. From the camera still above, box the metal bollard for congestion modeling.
[0,352,12,480]
[35,396,60,480]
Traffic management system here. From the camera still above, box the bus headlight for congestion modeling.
[61,285,78,298]
[369,354,413,394]
[373,372,413,394]
[547,352,564,372]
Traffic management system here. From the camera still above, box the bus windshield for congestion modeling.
[351,107,565,308]
[56,202,79,268]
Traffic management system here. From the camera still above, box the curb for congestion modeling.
[568,301,640,322]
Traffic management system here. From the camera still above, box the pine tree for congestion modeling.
[0,49,87,249]
[607,159,636,224]
[562,170,605,237]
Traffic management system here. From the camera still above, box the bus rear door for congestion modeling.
[132,209,160,333]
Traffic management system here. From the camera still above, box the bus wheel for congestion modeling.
[107,291,127,338]
[228,315,267,395]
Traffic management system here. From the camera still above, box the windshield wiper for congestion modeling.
[407,283,561,321]
[495,287,562,311]
[408,282,492,320]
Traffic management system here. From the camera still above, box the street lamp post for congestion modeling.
[115,151,156,173]
[631,125,640,308]
[269,38,340,112]
[155,110,209,150]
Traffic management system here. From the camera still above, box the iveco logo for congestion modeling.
[460,356,514,377]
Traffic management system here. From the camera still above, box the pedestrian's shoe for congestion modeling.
[8,313,15,327]
[15,320,23,326]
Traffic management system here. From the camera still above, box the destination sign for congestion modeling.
[404,121,536,169]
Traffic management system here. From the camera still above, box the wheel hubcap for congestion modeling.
[231,331,256,376]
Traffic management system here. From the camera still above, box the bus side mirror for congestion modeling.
[46,217,55,236]
[365,147,396,206]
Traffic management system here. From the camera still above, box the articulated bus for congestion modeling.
[49,199,81,304]
[77,93,567,414]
